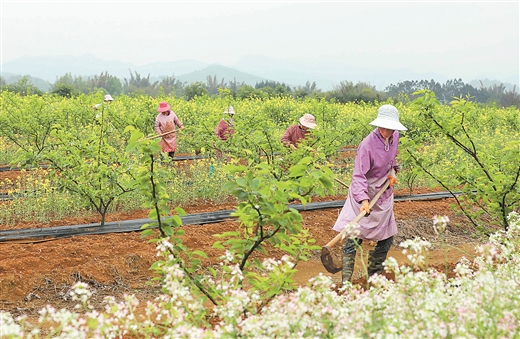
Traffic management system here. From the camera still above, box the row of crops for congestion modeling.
[0,90,519,230]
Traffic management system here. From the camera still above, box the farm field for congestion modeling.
[1,92,518,336]
[0,165,482,319]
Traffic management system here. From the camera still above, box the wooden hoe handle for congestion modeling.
[142,129,178,141]
[323,178,391,250]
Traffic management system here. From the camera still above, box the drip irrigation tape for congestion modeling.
[0,148,358,172]
[0,164,51,172]
[0,190,46,201]
[0,191,460,243]
[173,155,208,161]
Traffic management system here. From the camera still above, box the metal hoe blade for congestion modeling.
[320,245,342,274]
[319,176,392,273]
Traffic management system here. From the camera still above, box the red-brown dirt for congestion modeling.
[0,165,488,321]
[0,195,484,318]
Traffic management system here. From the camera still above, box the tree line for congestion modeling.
[1,70,519,108]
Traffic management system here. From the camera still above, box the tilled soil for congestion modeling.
[0,192,485,319]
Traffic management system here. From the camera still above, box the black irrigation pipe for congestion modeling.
[0,191,460,243]
[0,164,52,172]
[0,158,202,172]
[0,148,358,172]
[0,191,35,201]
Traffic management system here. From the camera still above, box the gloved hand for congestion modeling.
[388,175,397,187]
[360,200,370,216]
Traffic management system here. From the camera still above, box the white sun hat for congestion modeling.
[223,106,236,114]
[369,104,407,131]
[299,113,317,129]
[104,94,114,101]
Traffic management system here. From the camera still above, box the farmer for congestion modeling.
[281,113,317,149]
[214,106,236,162]
[93,94,114,110]
[215,106,235,141]
[154,101,185,160]
[332,104,407,284]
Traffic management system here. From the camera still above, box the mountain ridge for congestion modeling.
[1,54,518,92]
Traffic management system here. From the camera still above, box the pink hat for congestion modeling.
[299,113,317,129]
[157,102,171,113]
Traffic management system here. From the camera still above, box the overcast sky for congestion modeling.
[1,1,519,83]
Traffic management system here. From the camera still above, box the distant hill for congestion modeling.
[469,78,518,92]
[133,59,210,80]
[1,72,51,92]
[232,55,520,91]
[233,55,455,91]
[2,54,132,82]
[0,54,209,83]
[1,54,518,93]
[177,64,269,87]
[1,54,269,89]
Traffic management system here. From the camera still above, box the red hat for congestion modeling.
[157,102,171,113]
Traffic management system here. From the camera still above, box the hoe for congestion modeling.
[320,178,391,274]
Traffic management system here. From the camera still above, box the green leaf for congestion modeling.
[192,250,208,258]
[277,232,291,243]
[171,215,183,227]
[213,241,225,249]
[174,207,187,216]
[288,165,306,178]
[319,176,333,190]
[162,224,174,237]
[140,229,153,238]
[148,209,159,220]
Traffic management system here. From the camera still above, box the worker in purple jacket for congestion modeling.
[332,104,407,284]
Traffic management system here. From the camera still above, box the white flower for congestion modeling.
[433,215,450,235]
[340,221,361,240]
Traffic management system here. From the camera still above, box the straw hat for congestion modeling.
[104,94,114,101]
[223,106,236,115]
[299,114,317,129]
[369,105,407,131]
[157,102,171,113]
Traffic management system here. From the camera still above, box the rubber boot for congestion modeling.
[367,250,389,277]
[341,253,356,284]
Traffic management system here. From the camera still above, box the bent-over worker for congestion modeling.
[215,106,235,141]
[281,113,317,149]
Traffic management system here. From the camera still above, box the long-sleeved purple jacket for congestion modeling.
[332,128,400,241]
